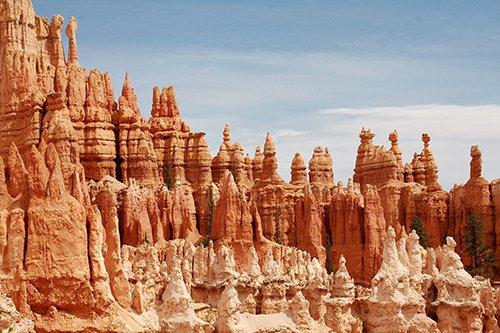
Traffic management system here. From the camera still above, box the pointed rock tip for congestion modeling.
[339,254,346,267]
[65,16,77,35]
[263,132,275,154]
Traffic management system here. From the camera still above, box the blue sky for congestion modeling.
[35,1,500,188]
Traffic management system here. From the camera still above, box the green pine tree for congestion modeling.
[163,160,174,189]
[206,184,216,235]
[410,216,430,249]
[464,212,496,277]
[274,203,282,244]
[324,234,337,274]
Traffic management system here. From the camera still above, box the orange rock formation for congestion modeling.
[0,1,498,332]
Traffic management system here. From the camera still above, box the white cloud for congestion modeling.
[80,47,500,190]
[266,104,500,190]
[273,129,309,138]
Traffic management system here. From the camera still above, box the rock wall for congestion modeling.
[0,1,498,332]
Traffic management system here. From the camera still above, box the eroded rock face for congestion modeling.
[329,181,386,284]
[308,146,334,186]
[0,2,498,332]
[25,144,94,312]
[432,237,498,333]
[117,75,160,185]
[354,128,399,188]
[159,267,213,332]
[449,146,496,267]
[212,125,253,191]
[295,185,326,266]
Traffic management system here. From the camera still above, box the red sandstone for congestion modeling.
[0,1,498,332]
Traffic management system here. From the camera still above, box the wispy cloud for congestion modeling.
[77,46,500,190]
[268,104,500,189]
[33,1,500,192]
[273,129,309,138]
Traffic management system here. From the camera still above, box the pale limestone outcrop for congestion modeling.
[359,226,438,333]
[323,256,362,332]
[215,282,329,333]
[432,236,498,333]
[158,267,213,332]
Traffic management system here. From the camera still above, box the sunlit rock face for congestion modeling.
[0,1,498,332]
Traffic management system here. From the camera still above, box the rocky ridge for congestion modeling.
[0,1,498,332]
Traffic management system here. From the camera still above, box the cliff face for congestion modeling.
[0,1,498,332]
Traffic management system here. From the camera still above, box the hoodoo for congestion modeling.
[0,1,498,332]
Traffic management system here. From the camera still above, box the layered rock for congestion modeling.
[0,1,118,179]
[0,0,46,155]
[308,146,334,186]
[449,145,496,267]
[353,128,399,188]
[329,181,386,284]
[148,86,213,234]
[25,144,94,312]
[0,2,498,332]
[290,153,307,186]
[295,185,326,266]
[251,133,299,245]
[212,125,253,191]
[210,171,253,251]
[117,75,160,185]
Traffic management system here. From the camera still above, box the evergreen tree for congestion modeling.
[324,233,337,274]
[464,212,496,277]
[206,184,216,235]
[163,161,174,189]
[274,203,282,244]
[410,216,430,249]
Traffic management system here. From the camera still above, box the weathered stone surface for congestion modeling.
[0,2,498,332]
[117,75,161,185]
[295,185,326,266]
[290,153,307,186]
[329,181,386,284]
[449,145,496,268]
[354,128,399,188]
[211,171,253,247]
[25,144,94,312]
[308,146,334,185]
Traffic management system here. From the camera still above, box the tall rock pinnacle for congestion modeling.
[0,2,497,332]
[261,133,282,182]
[65,16,79,66]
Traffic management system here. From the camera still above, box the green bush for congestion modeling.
[410,216,430,249]
[464,212,496,277]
